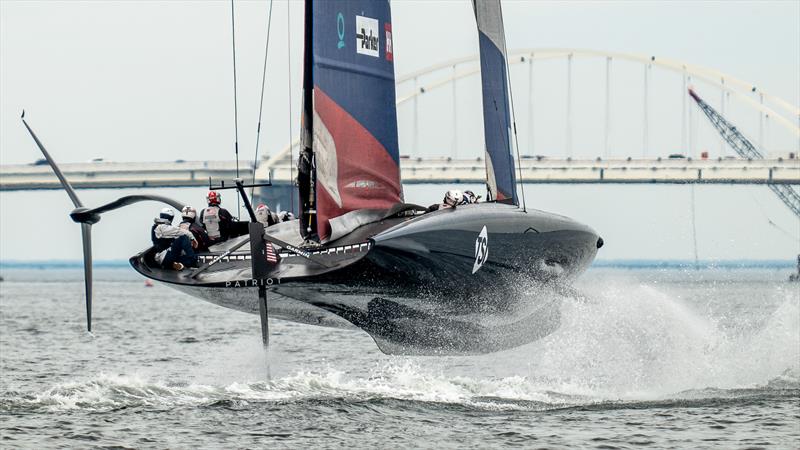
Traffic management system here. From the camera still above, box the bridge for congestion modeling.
[2,48,799,204]
[2,157,798,191]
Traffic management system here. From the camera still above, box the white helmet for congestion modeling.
[181,206,197,220]
[157,207,175,224]
[443,189,463,207]
[278,211,295,222]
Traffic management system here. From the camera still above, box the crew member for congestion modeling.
[151,208,198,270]
[462,190,481,204]
[255,203,279,227]
[277,211,296,222]
[179,206,211,251]
[426,189,463,212]
[200,190,234,244]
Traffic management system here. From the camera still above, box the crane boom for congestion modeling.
[688,88,800,218]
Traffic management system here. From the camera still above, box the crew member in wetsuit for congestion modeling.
[461,190,481,204]
[151,208,198,270]
[200,191,234,244]
[426,189,463,212]
[179,206,211,252]
[255,203,279,227]
[277,211,296,222]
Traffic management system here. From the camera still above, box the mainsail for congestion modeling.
[473,0,518,204]
[298,0,403,242]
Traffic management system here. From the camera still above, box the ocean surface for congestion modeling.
[1,266,798,448]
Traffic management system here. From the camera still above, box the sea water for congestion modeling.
[1,266,798,448]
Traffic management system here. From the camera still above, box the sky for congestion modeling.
[1,0,798,261]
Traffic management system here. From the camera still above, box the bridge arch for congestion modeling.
[397,48,799,136]
[264,48,800,168]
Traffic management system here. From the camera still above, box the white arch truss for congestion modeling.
[397,48,799,136]
[264,48,800,168]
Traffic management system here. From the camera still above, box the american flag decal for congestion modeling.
[265,243,279,264]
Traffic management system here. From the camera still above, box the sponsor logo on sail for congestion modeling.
[345,179,383,189]
[355,15,379,57]
[385,23,393,61]
[336,12,345,49]
[472,226,489,274]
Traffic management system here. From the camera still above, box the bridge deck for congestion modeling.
[1,158,797,191]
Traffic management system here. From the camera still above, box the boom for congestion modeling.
[688,88,800,217]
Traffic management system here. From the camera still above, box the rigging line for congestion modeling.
[230,0,241,217]
[498,3,526,212]
[748,191,800,243]
[508,78,527,212]
[251,0,275,200]
[286,0,294,213]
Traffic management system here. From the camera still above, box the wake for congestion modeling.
[3,275,798,413]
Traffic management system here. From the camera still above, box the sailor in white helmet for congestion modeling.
[151,207,198,270]
[255,203,279,227]
[461,190,481,204]
[442,189,463,208]
[200,190,234,244]
[425,189,463,212]
[179,206,211,251]
[277,210,296,222]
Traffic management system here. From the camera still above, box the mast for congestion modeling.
[298,0,317,240]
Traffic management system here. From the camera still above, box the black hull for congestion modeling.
[131,203,601,355]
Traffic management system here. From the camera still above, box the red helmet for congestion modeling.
[206,191,221,206]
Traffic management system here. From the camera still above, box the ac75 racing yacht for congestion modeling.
[23,0,602,355]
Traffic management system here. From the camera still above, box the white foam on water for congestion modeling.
[8,275,798,413]
[512,278,800,400]
[11,361,579,412]
[19,373,218,411]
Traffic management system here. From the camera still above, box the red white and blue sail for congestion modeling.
[473,0,518,205]
[299,0,403,242]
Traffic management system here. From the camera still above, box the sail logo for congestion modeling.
[337,13,345,49]
[472,226,489,274]
[345,180,382,189]
[355,15,379,57]
[384,23,393,61]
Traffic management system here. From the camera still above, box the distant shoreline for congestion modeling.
[0,259,795,270]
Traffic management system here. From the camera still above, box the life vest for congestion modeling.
[150,224,172,252]
[203,206,221,239]
[181,221,209,249]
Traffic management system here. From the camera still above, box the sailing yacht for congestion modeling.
[23,0,602,355]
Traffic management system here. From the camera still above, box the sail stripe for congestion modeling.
[473,0,518,205]
[313,87,402,241]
